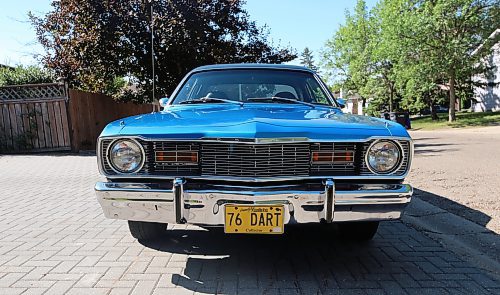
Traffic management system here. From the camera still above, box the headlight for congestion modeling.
[366,140,402,174]
[108,139,144,173]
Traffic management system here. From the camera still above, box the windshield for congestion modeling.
[171,69,333,106]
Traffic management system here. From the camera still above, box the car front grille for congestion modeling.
[100,139,411,178]
[201,142,311,178]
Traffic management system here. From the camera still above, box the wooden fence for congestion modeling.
[68,89,155,151]
[0,84,155,153]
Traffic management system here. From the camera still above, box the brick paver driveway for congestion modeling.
[1,155,499,295]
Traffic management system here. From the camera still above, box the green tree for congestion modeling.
[371,0,437,116]
[322,0,379,109]
[380,0,500,121]
[30,0,296,103]
[322,0,499,121]
[300,47,319,71]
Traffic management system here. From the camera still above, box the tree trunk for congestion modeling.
[389,86,393,113]
[431,105,438,120]
[448,71,456,122]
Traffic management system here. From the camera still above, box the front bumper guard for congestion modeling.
[95,179,412,225]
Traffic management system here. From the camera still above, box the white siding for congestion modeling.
[473,41,500,112]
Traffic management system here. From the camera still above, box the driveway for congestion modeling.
[0,153,499,294]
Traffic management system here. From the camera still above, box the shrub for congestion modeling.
[0,65,55,86]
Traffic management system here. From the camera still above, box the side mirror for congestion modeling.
[336,98,346,108]
[159,97,169,108]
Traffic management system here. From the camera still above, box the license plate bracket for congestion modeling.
[224,205,284,234]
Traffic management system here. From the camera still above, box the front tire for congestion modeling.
[128,221,167,241]
[337,221,379,241]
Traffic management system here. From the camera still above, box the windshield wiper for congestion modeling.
[179,97,243,106]
[247,97,315,108]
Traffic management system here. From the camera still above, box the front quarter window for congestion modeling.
[306,77,329,105]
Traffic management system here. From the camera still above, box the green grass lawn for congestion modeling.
[411,111,500,130]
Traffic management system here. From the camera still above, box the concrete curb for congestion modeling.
[403,198,500,280]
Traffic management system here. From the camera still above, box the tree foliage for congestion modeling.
[300,47,319,72]
[30,0,296,103]
[0,65,55,86]
[322,0,375,105]
[322,0,500,121]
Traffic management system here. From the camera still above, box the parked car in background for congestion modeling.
[95,64,413,241]
[435,105,449,113]
[420,105,449,115]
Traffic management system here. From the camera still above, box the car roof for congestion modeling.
[191,63,316,74]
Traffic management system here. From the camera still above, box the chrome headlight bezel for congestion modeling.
[107,138,145,174]
[365,140,404,175]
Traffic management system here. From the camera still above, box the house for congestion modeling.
[472,29,500,112]
[334,89,366,115]
[344,96,365,115]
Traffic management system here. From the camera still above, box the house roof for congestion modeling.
[471,29,500,56]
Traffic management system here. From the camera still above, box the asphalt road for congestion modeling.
[407,126,500,234]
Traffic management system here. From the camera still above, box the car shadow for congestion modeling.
[412,188,492,229]
[413,142,458,156]
[138,213,497,294]
[141,225,389,293]
[412,137,438,141]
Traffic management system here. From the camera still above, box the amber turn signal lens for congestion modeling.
[156,151,198,163]
[312,152,333,162]
[312,151,353,163]
[335,151,354,162]
[177,151,198,163]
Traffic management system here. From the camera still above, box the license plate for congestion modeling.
[224,205,284,234]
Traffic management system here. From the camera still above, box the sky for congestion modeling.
[244,0,378,65]
[0,0,378,66]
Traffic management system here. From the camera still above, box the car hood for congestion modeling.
[100,104,409,141]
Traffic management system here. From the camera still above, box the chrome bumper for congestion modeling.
[95,179,412,225]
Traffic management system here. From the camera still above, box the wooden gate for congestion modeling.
[0,84,71,152]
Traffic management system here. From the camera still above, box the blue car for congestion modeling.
[95,64,413,241]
